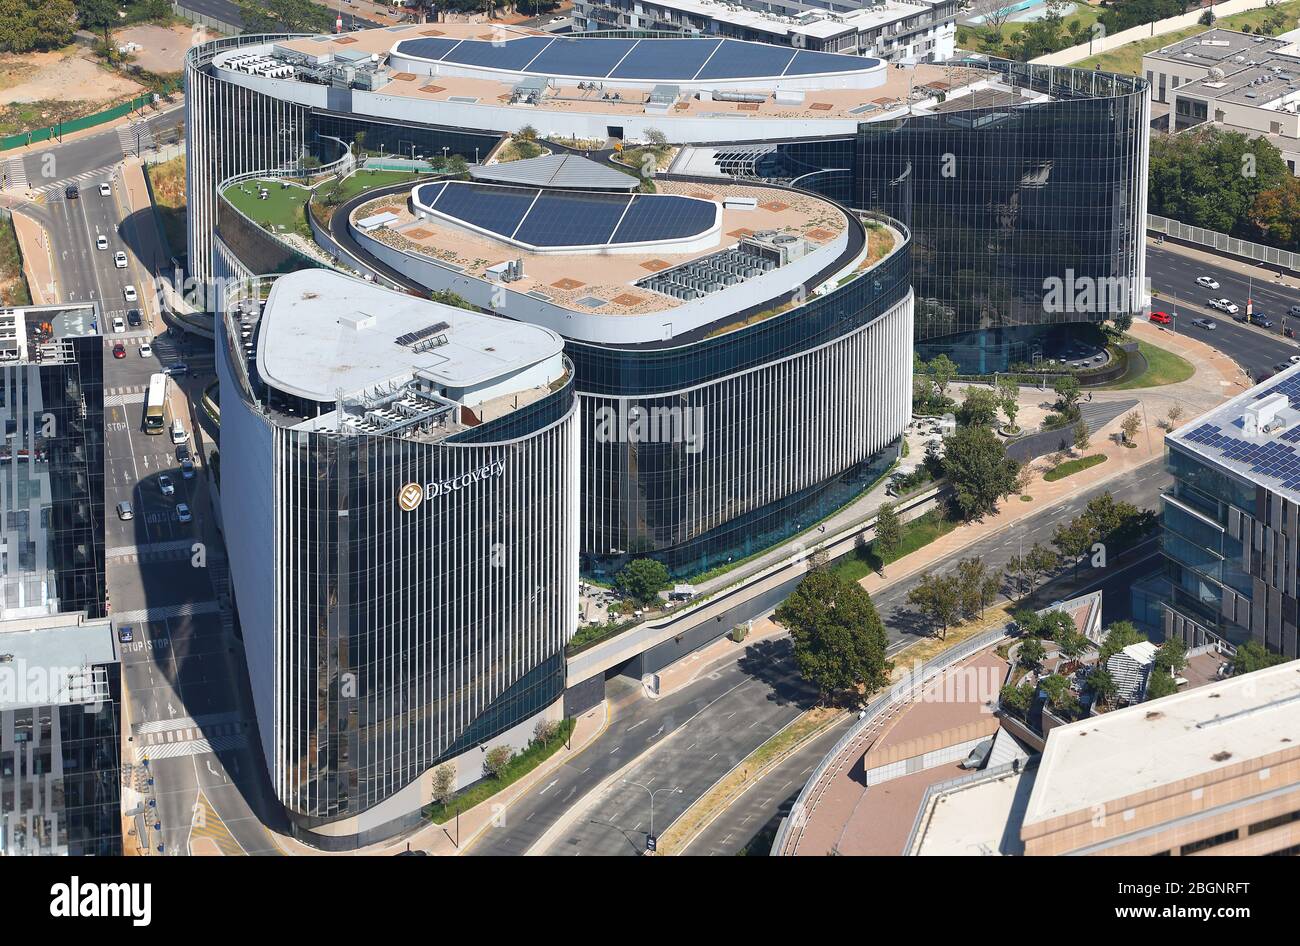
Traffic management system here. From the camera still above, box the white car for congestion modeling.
[1196,275,1220,290]
[111,316,125,333]
[123,285,137,302]
[158,473,175,496]
[1290,355,1300,365]
[1208,298,1238,314]
[139,342,153,358]
[99,182,111,197]
[96,234,108,251]
[114,251,127,269]
[175,503,192,524]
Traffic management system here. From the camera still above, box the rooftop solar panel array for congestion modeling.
[415,182,717,248]
[1180,373,1300,490]
[393,36,871,81]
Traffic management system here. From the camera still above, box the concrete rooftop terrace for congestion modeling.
[353,178,851,317]
[256,269,563,403]
[264,24,987,123]
[1024,661,1300,828]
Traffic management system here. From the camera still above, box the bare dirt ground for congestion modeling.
[0,50,142,106]
[114,23,194,74]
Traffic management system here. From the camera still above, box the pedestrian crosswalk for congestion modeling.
[4,157,27,190]
[137,711,242,737]
[118,121,155,157]
[35,168,115,200]
[133,728,246,762]
[111,600,221,624]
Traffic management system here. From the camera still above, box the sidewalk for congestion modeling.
[857,320,1241,598]
[652,615,786,697]
[270,702,609,856]
[11,209,57,304]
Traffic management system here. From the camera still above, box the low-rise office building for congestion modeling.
[1144,27,1300,174]
[218,269,579,846]
[1162,364,1300,658]
[0,612,121,856]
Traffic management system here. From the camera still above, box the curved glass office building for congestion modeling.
[218,270,578,845]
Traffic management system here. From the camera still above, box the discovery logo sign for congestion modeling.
[398,459,507,511]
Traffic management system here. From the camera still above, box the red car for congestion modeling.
[111,342,126,359]
[1148,311,1172,325]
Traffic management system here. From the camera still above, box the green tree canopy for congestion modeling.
[614,558,670,604]
[942,423,1019,521]
[775,569,892,703]
[237,0,335,34]
[0,0,76,53]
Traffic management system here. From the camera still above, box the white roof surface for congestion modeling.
[257,270,563,402]
[1024,661,1300,826]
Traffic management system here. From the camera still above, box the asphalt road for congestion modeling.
[1146,243,1300,377]
[25,150,281,855]
[7,105,182,193]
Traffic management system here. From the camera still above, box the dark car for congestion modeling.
[1289,305,1300,318]
[111,342,126,359]
[65,184,79,200]
[176,444,191,462]
[166,363,189,377]
[117,626,134,644]
[1252,315,1275,329]
[127,308,142,327]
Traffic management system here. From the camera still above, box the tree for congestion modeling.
[1026,544,1059,591]
[927,354,958,401]
[1099,620,1145,664]
[0,0,76,53]
[1037,610,1077,641]
[1120,410,1143,445]
[77,0,117,56]
[644,127,668,149]
[1052,515,1096,576]
[1057,628,1087,664]
[942,423,1020,521]
[237,0,336,33]
[1088,666,1117,707]
[997,377,1020,431]
[1017,635,1046,672]
[1155,636,1187,675]
[615,558,670,605]
[775,569,892,703]
[1073,419,1091,452]
[958,387,999,428]
[1167,404,1185,429]
[1232,640,1287,675]
[907,571,962,640]
[1000,680,1035,718]
[1039,673,1074,712]
[873,502,902,574]
[955,557,989,620]
[1053,375,1082,416]
[483,745,514,779]
[1145,668,1178,700]
[431,762,457,807]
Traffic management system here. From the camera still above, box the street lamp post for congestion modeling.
[623,779,681,853]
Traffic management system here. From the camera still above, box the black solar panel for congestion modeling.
[524,37,637,77]
[514,191,630,246]
[394,37,462,61]
[695,40,795,80]
[612,194,716,244]
[432,182,537,238]
[609,39,721,81]
[441,36,555,72]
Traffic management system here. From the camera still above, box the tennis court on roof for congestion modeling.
[391,35,879,83]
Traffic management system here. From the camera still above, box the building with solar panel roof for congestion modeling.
[1164,364,1300,660]
[187,21,1147,376]
[217,269,578,844]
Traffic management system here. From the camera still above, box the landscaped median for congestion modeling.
[1043,453,1107,482]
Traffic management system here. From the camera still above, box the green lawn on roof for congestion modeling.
[222,179,310,230]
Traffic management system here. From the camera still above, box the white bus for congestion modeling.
[144,373,167,435]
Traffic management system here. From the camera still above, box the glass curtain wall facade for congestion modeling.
[1163,443,1300,658]
[753,62,1150,372]
[0,666,121,856]
[0,344,105,620]
[576,219,913,576]
[217,285,579,840]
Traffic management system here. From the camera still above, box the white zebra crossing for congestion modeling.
[110,600,221,624]
[4,157,27,190]
[134,732,245,762]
